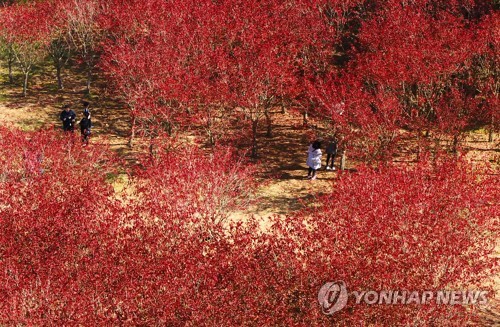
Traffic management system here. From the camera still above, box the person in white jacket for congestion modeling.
[306,140,322,180]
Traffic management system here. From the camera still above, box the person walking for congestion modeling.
[60,104,76,132]
[325,139,337,170]
[306,140,322,180]
[82,101,91,117]
[79,110,92,146]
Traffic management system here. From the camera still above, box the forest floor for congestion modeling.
[0,64,340,220]
[1,68,497,217]
[0,65,499,324]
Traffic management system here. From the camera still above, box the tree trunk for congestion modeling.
[489,115,495,142]
[432,138,439,166]
[209,133,215,146]
[86,63,92,94]
[56,64,64,90]
[166,121,172,136]
[416,132,421,162]
[452,134,459,153]
[8,59,14,84]
[206,115,215,146]
[251,119,258,158]
[303,111,308,126]
[22,70,29,97]
[129,115,136,147]
[149,142,155,159]
[264,107,272,138]
[340,150,347,171]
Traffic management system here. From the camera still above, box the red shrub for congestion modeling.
[0,128,497,325]
[285,154,499,325]
[133,140,257,225]
[0,127,122,324]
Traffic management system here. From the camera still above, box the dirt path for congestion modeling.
[229,111,337,227]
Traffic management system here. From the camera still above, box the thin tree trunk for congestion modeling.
[86,69,91,94]
[22,70,29,97]
[86,61,92,94]
[452,134,459,153]
[303,111,308,126]
[340,150,347,171]
[432,137,440,165]
[8,59,14,84]
[251,119,258,158]
[149,142,156,159]
[207,118,215,146]
[166,121,172,136]
[416,132,421,162]
[208,132,215,146]
[489,115,494,142]
[264,107,272,137]
[129,115,136,147]
[56,64,64,90]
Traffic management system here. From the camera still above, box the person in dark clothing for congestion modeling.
[82,101,91,117]
[325,140,337,170]
[79,111,92,146]
[60,104,76,132]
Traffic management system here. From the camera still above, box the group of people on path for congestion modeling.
[306,139,338,180]
[60,101,92,146]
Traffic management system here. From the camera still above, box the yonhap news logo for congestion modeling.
[318,281,489,315]
[317,281,348,315]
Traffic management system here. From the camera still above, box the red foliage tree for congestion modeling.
[133,139,257,225]
[100,0,308,153]
[304,0,498,160]
[211,0,302,154]
[99,0,207,145]
[45,1,73,90]
[59,0,103,93]
[354,0,480,139]
[0,2,52,96]
[472,11,499,142]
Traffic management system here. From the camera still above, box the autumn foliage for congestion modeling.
[1,0,497,154]
[0,127,497,325]
[0,127,120,324]
[0,0,498,325]
[285,155,499,325]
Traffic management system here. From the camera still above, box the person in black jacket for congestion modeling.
[325,139,337,170]
[79,111,92,146]
[82,101,91,117]
[60,104,76,132]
